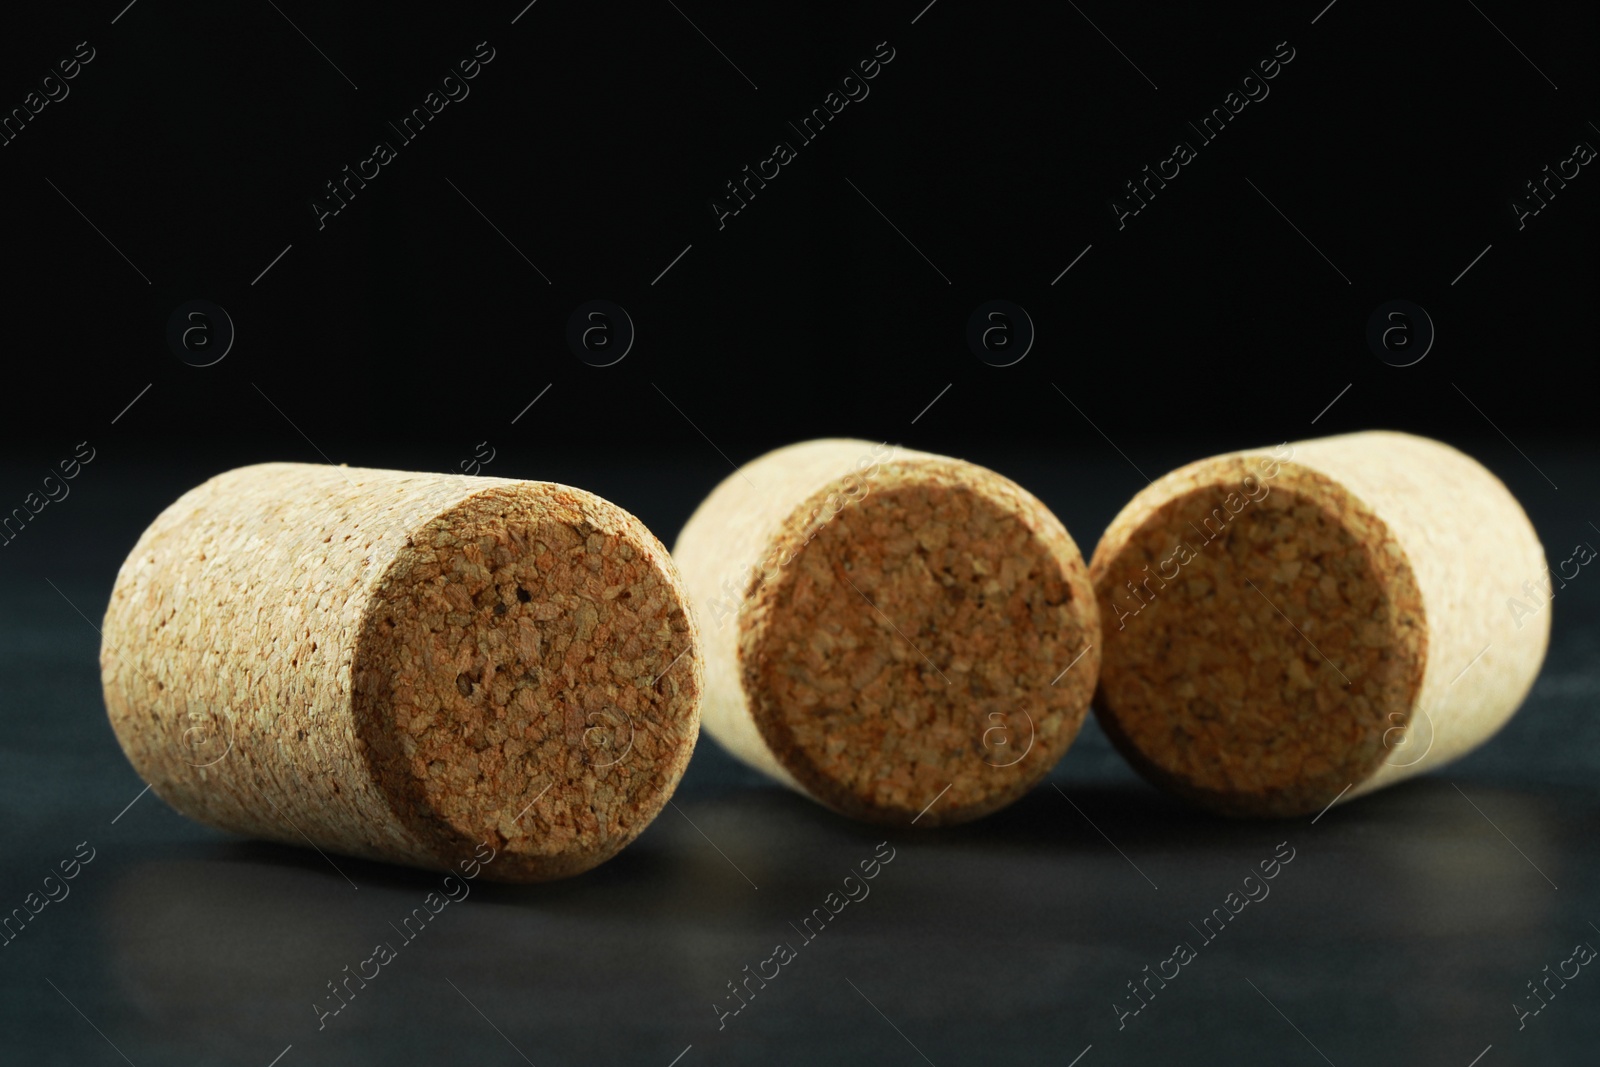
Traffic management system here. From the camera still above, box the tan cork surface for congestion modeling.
[674,440,1100,826]
[100,463,701,882]
[1090,431,1550,818]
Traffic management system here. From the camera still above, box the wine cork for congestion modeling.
[673,439,1100,826]
[1090,431,1549,818]
[100,463,701,882]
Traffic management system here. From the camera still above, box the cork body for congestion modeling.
[101,463,701,882]
[1090,431,1550,817]
[673,440,1100,826]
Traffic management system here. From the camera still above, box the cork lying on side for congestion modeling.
[101,463,701,882]
[1090,431,1549,818]
[673,439,1100,827]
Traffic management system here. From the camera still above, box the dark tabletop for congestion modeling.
[1,441,1595,1067]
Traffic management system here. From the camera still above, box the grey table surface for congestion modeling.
[2,442,1596,1066]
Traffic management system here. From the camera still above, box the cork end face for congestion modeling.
[353,483,700,882]
[1090,459,1427,818]
[739,461,1099,827]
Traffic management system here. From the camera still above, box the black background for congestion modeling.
[2,2,1597,1065]
[0,0,1593,456]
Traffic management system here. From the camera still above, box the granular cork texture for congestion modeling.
[101,463,700,882]
[1092,460,1426,816]
[675,440,1099,827]
[1090,432,1549,818]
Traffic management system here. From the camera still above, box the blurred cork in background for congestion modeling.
[1090,430,1550,818]
[673,439,1100,827]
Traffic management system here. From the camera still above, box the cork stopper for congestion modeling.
[1090,431,1549,818]
[673,440,1100,826]
[100,463,701,882]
